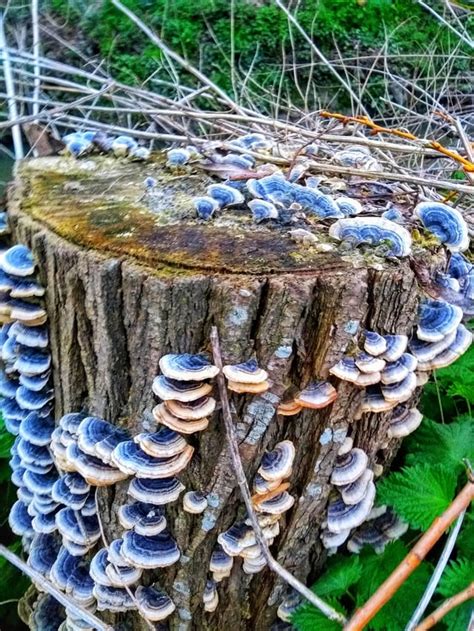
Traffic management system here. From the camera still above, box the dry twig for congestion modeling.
[414,583,474,631]
[210,326,347,626]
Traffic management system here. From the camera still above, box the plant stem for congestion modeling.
[414,582,474,631]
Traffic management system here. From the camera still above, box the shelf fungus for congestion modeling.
[348,508,408,554]
[329,357,360,383]
[381,334,409,362]
[207,183,245,208]
[121,531,180,569]
[166,147,191,167]
[203,580,219,613]
[320,527,351,552]
[111,440,194,478]
[295,381,337,409]
[416,324,472,371]
[326,481,376,533]
[118,502,167,536]
[339,469,375,506]
[329,217,412,257]
[55,507,100,548]
[415,201,469,252]
[0,245,36,277]
[387,406,423,438]
[135,585,176,622]
[223,358,270,394]
[210,545,234,581]
[381,372,417,403]
[77,416,130,462]
[93,584,135,612]
[258,440,295,482]
[354,352,386,374]
[194,196,220,221]
[330,449,369,486]
[417,299,463,343]
[253,490,295,515]
[128,476,185,505]
[159,353,219,381]
[165,396,216,420]
[380,353,417,385]
[134,427,189,458]
[183,490,208,514]
[276,398,303,416]
[248,199,279,223]
[152,375,213,402]
[153,402,210,433]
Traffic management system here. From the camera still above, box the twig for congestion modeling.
[405,510,466,630]
[109,0,248,116]
[0,544,113,631]
[31,0,40,120]
[415,0,474,48]
[344,480,474,631]
[415,583,474,631]
[0,12,24,159]
[210,326,347,626]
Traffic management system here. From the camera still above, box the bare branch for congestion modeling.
[415,583,474,631]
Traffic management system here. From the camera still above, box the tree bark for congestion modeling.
[8,156,422,630]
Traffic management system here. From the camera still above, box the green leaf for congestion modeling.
[456,508,474,558]
[356,541,432,631]
[435,558,474,631]
[377,464,458,530]
[405,416,474,473]
[292,597,347,631]
[311,555,362,598]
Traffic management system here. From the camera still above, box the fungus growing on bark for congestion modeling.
[329,357,360,383]
[160,353,219,381]
[16,386,54,411]
[121,531,180,569]
[153,402,210,433]
[253,474,284,495]
[416,324,472,371]
[166,147,191,167]
[14,349,51,376]
[165,396,216,420]
[417,299,463,342]
[258,440,295,481]
[51,478,89,511]
[183,490,208,514]
[330,448,369,486]
[128,476,185,505]
[111,440,194,478]
[105,560,143,588]
[230,132,272,150]
[320,527,351,551]
[381,372,417,403]
[210,545,234,580]
[28,532,61,576]
[248,199,279,223]
[380,353,417,385]
[203,580,219,612]
[50,547,84,591]
[387,406,423,438]
[66,443,129,486]
[90,548,114,586]
[8,499,34,536]
[93,584,135,612]
[194,196,220,220]
[276,399,303,416]
[339,469,374,505]
[56,507,100,547]
[135,585,176,621]
[326,481,376,533]
[295,381,337,409]
[355,352,386,374]
[111,135,138,158]
[335,196,363,216]
[118,502,167,536]
[152,375,212,401]
[77,416,129,459]
[415,201,469,252]
[207,183,245,208]
[134,427,189,457]
[9,322,49,348]
[253,490,295,515]
[329,217,412,257]
[381,334,409,362]
[0,245,36,277]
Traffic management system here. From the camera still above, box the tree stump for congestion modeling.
[8,155,423,630]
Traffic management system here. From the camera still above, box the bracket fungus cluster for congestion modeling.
[62,130,150,161]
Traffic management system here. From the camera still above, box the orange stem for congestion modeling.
[344,481,474,631]
[414,582,474,631]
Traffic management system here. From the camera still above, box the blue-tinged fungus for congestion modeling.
[19,371,51,392]
[381,372,417,403]
[415,201,469,252]
[107,539,126,566]
[118,502,167,536]
[111,135,138,158]
[159,353,219,381]
[166,147,191,167]
[31,510,59,535]
[329,217,412,257]
[23,469,59,495]
[165,396,216,420]
[0,245,35,277]
[340,469,374,505]
[247,173,293,206]
[183,490,208,514]
[355,352,386,374]
[134,427,189,458]
[89,548,114,586]
[152,375,212,402]
[28,533,61,576]
[16,385,54,411]
[194,196,220,220]
[66,443,129,486]
[448,252,472,279]
[253,474,283,495]
[295,381,337,409]
[121,531,180,569]
[207,183,244,208]
[153,402,210,433]
[336,197,363,217]
[135,585,176,621]
[56,507,100,547]
[51,478,90,510]
[9,499,34,536]
[254,490,295,515]
[14,348,51,376]
[111,440,194,478]
[258,440,295,482]
[10,278,45,299]
[93,584,135,612]
[128,476,185,505]
[9,322,49,348]
[17,438,53,467]
[105,561,143,588]
[327,482,376,533]
[203,580,219,613]
[330,448,369,486]
[248,199,279,223]
[359,386,397,414]
[223,359,268,384]
[417,299,463,342]
[65,565,95,605]
[30,594,65,631]
[381,334,408,362]
[347,525,388,554]
[59,412,87,435]
[320,527,351,551]
[380,353,418,385]
[230,133,272,151]
[217,522,255,556]
[387,406,423,438]
[77,416,129,461]
[417,323,472,371]
[0,372,19,398]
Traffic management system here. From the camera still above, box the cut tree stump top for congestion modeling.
[13,155,360,275]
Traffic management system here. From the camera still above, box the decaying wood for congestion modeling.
[7,156,427,630]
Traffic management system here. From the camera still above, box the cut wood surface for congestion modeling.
[8,156,425,630]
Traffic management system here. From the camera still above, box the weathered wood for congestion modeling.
[8,156,424,630]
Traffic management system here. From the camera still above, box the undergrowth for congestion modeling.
[293,344,474,630]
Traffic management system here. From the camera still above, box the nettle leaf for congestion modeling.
[312,555,362,598]
[377,464,458,530]
[406,416,473,473]
[356,541,432,631]
[456,508,473,558]
[292,597,346,631]
[435,558,474,631]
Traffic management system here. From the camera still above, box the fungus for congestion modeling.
[32,510,59,535]
[193,196,220,220]
[121,531,180,569]
[135,585,176,621]
[248,199,279,223]
[89,548,113,586]
[388,406,423,438]
[347,525,388,554]
[10,322,49,348]
[247,174,293,206]
[355,352,386,374]
[253,491,295,515]
[417,299,463,342]
[227,379,270,394]
[16,386,54,411]
[381,372,417,403]
[76,416,128,457]
[153,402,210,434]
[152,375,212,402]
[14,349,51,376]
[50,547,84,591]
[276,399,303,416]
[329,357,360,383]
[66,443,129,486]
[221,152,255,168]
[329,217,412,257]
[59,413,87,435]
[10,278,45,299]
[19,371,51,392]
[159,353,219,381]
[183,490,208,514]
[327,482,376,533]
[105,561,143,589]
[23,469,59,495]
[8,499,34,536]
[107,539,126,566]
[381,334,408,362]
[380,353,418,385]
[330,448,369,486]
[210,545,234,579]
[166,147,191,167]
[340,469,375,505]
[65,566,95,606]
[448,252,472,279]
[51,478,89,510]
[258,440,295,482]
[165,396,216,420]
[0,372,19,398]
[111,440,194,478]
[230,132,272,150]
[56,508,100,547]
[242,554,268,575]
[28,533,61,576]
[359,386,397,415]
[9,300,47,326]
[415,201,469,252]
[93,584,134,612]
[0,245,35,277]
[375,509,409,540]
[217,523,255,556]
[417,324,472,370]
[295,381,337,409]
[30,594,66,631]
[134,427,189,458]
[223,359,268,384]
[128,476,185,505]
[353,371,381,387]
[337,436,353,456]
[320,528,351,550]
[335,197,363,217]
[207,183,245,208]
[253,474,283,495]
[363,331,388,356]
[17,439,53,468]
[118,502,167,536]
[111,135,138,157]
[203,580,219,613]
[61,537,91,557]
